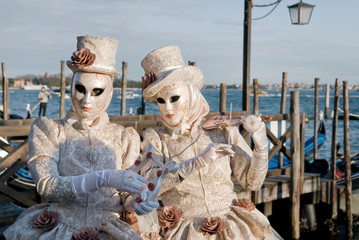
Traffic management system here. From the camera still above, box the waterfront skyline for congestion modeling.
[1,0,358,86]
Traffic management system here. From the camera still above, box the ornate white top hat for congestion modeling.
[66,35,121,77]
[141,45,203,103]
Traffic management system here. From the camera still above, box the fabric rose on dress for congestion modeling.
[71,48,96,68]
[72,227,100,240]
[233,198,255,212]
[158,206,182,230]
[200,217,228,236]
[120,211,139,232]
[32,210,59,231]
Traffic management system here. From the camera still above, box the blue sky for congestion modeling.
[1,0,358,86]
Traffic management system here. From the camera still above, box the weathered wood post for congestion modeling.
[188,61,196,66]
[290,91,300,240]
[325,83,330,119]
[1,63,9,120]
[300,113,306,189]
[278,72,288,168]
[343,81,353,239]
[252,79,259,150]
[60,60,66,118]
[253,78,258,115]
[121,62,128,116]
[314,78,319,160]
[330,78,340,219]
[219,83,227,113]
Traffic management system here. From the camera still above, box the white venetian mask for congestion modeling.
[71,72,113,122]
[156,82,190,129]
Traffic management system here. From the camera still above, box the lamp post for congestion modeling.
[242,0,252,117]
[288,0,315,25]
[242,0,315,114]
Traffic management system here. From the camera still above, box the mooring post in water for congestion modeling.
[188,61,196,66]
[325,83,330,119]
[300,113,306,191]
[121,62,128,116]
[220,83,227,113]
[60,60,66,118]
[290,91,300,240]
[253,78,258,115]
[1,62,9,120]
[330,78,340,219]
[314,78,319,160]
[251,79,259,151]
[343,81,353,239]
[278,72,288,168]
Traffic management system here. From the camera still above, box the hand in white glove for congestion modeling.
[242,115,269,171]
[242,115,263,134]
[124,196,159,215]
[71,169,147,198]
[178,143,234,178]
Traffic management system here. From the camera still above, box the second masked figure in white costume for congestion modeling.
[140,46,282,240]
[4,36,158,240]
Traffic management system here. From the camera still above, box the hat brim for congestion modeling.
[143,66,203,103]
[66,61,121,78]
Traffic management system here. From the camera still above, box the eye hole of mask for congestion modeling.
[92,88,104,96]
[170,96,180,103]
[75,84,86,94]
[157,97,165,104]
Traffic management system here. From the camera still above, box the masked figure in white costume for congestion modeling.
[140,46,282,240]
[4,35,158,240]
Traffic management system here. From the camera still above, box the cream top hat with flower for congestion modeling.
[66,35,121,78]
[141,45,204,103]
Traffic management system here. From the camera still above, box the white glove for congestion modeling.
[124,196,159,215]
[242,115,263,134]
[243,116,269,171]
[71,169,147,198]
[177,143,234,178]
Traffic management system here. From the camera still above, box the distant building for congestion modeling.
[13,78,25,88]
[44,72,50,78]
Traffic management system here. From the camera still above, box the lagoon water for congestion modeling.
[7,88,359,160]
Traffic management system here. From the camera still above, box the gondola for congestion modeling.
[337,107,359,120]
[0,104,33,119]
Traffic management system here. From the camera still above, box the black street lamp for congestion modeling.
[288,0,315,25]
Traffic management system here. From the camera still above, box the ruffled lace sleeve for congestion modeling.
[229,127,267,191]
[141,128,181,195]
[27,117,75,201]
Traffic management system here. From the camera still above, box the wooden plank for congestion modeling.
[0,140,28,171]
[269,121,278,149]
[0,182,37,207]
[0,125,31,137]
[266,166,291,178]
[0,190,36,205]
[0,138,13,153]
[234,173,321,204]
[268,127,291,161]
[0,153,28,182]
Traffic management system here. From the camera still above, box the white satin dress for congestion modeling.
[4,112,143,240]
[141,120,279,240]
